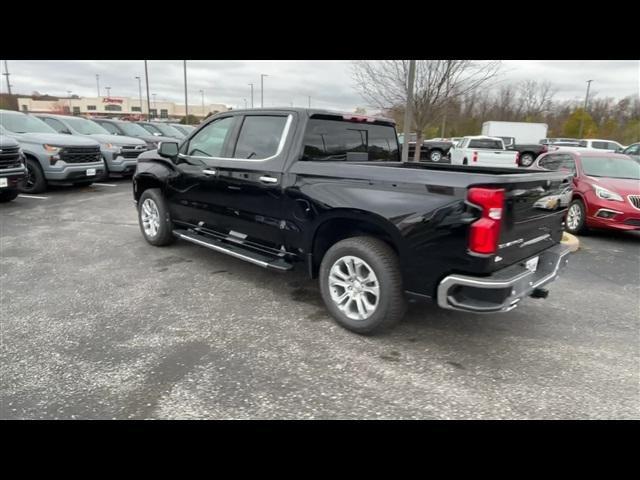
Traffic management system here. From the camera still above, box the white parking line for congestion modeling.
[93,183,118,187]
[18,194,49,199]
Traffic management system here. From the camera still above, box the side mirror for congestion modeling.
[158,141,179,158]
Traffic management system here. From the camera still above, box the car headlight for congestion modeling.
[593,184,623,202]
[43,144,62,153]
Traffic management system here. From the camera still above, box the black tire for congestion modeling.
[137,188,175,246]
[565,198,587,234]
[429,149,443,162]
[19,157,47,194]
[520,153,535,167]
[462,157,468,165]
[0,189,19,202]
[319,236,406,335]
[101,157,110,180]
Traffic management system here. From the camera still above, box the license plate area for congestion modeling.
[0,178,8,188]
[86,168,96,177]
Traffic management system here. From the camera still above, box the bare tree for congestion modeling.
[352,60,501,161]
[517,80,557,119]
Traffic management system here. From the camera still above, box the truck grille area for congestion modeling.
[0,146,22,169]
[60,146,102,164]
[120,145,147,158]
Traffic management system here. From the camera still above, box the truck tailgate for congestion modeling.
[492,175,571,268]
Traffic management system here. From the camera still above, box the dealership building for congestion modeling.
[16,95,229,121]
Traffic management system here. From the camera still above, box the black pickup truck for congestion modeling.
[132,108,572,334]
[499,136,548,167]
[399,133,453,162]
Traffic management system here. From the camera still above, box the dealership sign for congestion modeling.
[102,97,123,104]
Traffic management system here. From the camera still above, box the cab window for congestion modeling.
[187,116,235,157]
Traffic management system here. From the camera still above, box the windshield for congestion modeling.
[118,122,151,137]
[154,123,185,138]
[139,123,162,135]
[581,156,640,180]
[0,112,57,134]
[64,116,110,135]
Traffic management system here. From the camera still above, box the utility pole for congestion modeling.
[3,60,12,95]
[144,60,151,122]
[578,80,593,139]
[105,86,111,98]
[401,60,416,163]
[308,96,311,108]
[200,89,205,118]
[183,60,189,124]
[260,74,268,108]
[244,98,247,109]
[248,83,254,108]
[67,91,72,112]
[135,76,142,118]
[96,74,100,97]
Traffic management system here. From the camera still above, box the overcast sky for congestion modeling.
[2,60,638,112]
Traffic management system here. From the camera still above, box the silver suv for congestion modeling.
[0,110,104,194]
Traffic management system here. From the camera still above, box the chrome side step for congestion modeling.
[172,229,293,272]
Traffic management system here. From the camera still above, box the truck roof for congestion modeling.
[224,107,396,126]
[462,135,504,141]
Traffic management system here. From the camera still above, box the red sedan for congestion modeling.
[532,150,640,234]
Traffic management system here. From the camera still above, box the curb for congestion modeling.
[561,232,580,252]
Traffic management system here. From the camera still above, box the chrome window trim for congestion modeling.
[178,114,293,163]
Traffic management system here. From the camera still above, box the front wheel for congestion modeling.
[19,158,47,194]
[565,199,587,234]
[138,188,175,246]
[319,236,406,335]
[520,153,535,167]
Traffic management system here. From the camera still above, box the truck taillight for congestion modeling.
[515,152,520,166]
[467,187,505,255]
[472,151,478,162]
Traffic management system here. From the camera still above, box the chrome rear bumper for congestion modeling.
[437,243,572,313]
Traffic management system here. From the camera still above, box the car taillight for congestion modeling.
[467,187,505,255]
[472,151,478,162]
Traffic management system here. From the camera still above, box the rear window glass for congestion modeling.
[302,119,399,161]
[468,139,502,149]
[233,115,288,160]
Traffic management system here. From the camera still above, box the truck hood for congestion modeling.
[588,176,640,196]
[87,133,146,146]
[0,135,20,149]
[11,132,100,147]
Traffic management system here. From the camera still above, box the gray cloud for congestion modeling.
[3,60,638,112]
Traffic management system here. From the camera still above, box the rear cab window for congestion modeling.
[301,117,399,162]
[468,139,503,150]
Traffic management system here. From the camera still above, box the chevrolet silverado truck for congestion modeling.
[91,118,176,151]
[398,133,453,162]
[35,114,147,178]
[0,135,27,202]
[499,136,548,167]
[0,110,104,194]
[132,109,573,335]
[450,136,520,168]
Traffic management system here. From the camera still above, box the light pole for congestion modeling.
[260,74,269,108]
[3,60,12,95]
[152,93,157,118]
[183,60,189,124]
[135,76,143,118]
[144,60,151,121]
[96,74,100,97]
[248,83,254,108]
[67,91,72,113]
[244,98,247,109]
[105,86,111,98]
[200,89,205,118]
[578,80,593,139]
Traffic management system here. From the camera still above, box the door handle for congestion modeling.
[259,176,278,184]
[203,169,217,176]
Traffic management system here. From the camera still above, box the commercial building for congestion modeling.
[16,95,229,121]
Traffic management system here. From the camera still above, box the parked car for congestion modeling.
[578,139,626,152]
[136,121,186,140]
[0,135,27,202]
[0,110,104,193]
[170,123,196,136]
[132,108,572,335]
[35,114,147,178]
[398,133,453,162]
[498,136,548,167]
[533,150,640,234]
[90,118,175,150]
[621,142,640,161]
[449,136,520,168]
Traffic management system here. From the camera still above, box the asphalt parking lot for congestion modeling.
[1,179,639,419]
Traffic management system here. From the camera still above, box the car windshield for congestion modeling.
[118,122,151,137]
[63,116,110,135]
[139,123,163,135]
[581,156,640,180]
[152,123,184,138]
[0,112,57,134]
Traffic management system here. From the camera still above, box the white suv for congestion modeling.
[578,139,625,152]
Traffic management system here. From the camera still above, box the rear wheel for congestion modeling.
[565,199,587,234]
[429,149,443,162]
[138,188,175,246]
[19,158,47,194]
[520,153,535,167]
[319,236,406,335]
[0,189,19,202]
